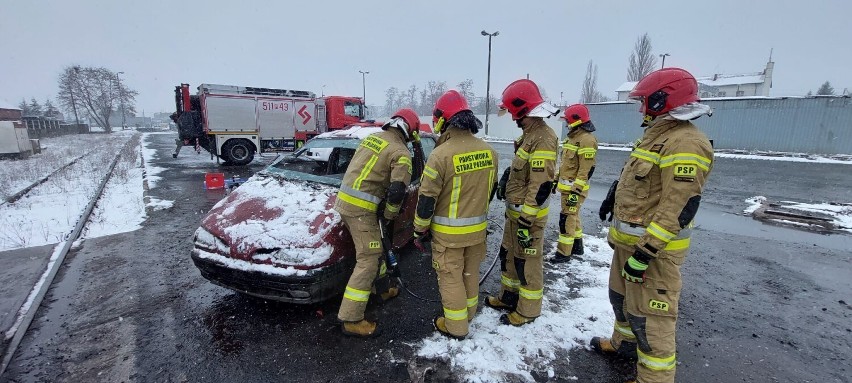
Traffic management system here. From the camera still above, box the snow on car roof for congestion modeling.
[314,125,383,140]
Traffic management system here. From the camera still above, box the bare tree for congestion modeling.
[456,79,475,104]
[581,60,605,103]
[627,33,657,81]
[418,81,447,116]
[384,87,400,116]
[472,93,499,114]
[816,81,835,95]
[403,84,418,111]
[57,65,137,133]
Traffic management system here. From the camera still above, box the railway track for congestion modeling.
[0,137,139,376]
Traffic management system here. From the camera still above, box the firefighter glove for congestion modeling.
[621,249,652,283]
[496,167,510,200]
[599,180,618,221]
[413,229,431,252]
[516,222,533,249]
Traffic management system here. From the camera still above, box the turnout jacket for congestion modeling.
[613,117,714,255]
[505,118,559,226]
[557,128,598,197]
[414,128,498,248]
[334,129,412,217]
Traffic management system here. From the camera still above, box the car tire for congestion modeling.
[221,139,255,166]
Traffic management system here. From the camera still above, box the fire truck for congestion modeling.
[171,83,368,165]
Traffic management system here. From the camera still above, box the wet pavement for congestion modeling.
[2,133,851,382]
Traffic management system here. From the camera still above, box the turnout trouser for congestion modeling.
[607,227,687,383]
[557,192,586,256]
[497,215,545,318]
[338,214,387,322]
[432,241,486,337]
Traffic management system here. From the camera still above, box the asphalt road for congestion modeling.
[3,132,851,382]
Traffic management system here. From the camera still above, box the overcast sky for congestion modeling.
[2,0,851,115]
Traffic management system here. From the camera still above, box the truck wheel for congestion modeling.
[221,139,255,166]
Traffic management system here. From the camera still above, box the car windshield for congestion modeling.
[263,137,359,185]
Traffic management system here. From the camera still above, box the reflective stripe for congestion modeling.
[501,274,520,289]
[339,185,382,204]
[659,152,711,171]
[637,350,676,371]
[507,204,550,220]
[385,204,400,213]
[568,119,584,128]
[573,179,589,191]
[519,286,543,300]
[530,150,557,161]
[613,220,691,239]
[573,229,583,238]
[414,215,431,227]
[609,226,691,251]
[343,286,370,302]
[647,222,676,243]
[487,169,496,208]
[432,214,488,234]
[615,322,636,339]
[627,256,649,271]
[563,142,579,151]
[521,204,541,215]
[423,165,438,179]
[379,261,387,276]
[433,214,487,226]
[577,147,597,158]
[558,234,575,245]
[516,148,530,161]
[630,148,661,165]
[397,156,413,174]
[444,307,468,321]
[337,190,378,212]
[353,155,379,190]
[467,296,478,308]
[449,176,461,218]
[431,221,487,235]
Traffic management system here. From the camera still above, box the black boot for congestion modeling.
[571,237,584,256]
[549,252,573,264]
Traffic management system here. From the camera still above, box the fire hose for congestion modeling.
[378,217,505,304]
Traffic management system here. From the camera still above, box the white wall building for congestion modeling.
[615,60,775,100]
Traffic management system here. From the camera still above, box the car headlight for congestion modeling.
[194,227,228,253]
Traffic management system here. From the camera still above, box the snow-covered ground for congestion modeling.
[0,132,167,251]
[744,196,852,233]
[415,232,614,382]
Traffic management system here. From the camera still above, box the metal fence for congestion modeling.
[22,117,90,138]
[584,96,852,154]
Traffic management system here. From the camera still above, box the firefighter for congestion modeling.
[413,90,498,339]
[333,108,421,337]
[486,79,559,326]
[592,67,714,383]
[551,104,598,263]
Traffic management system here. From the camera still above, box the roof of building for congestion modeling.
[0,99,21,110]
[616,72,767,93]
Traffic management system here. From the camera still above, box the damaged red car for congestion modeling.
[190,125,435,303]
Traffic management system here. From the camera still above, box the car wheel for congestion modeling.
[221,139,255,166]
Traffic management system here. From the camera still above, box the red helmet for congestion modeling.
[385,108,420,141]
[561,104,590,128]
[433,90,470,133]
[628,67,699,116]
[499,79,545,120]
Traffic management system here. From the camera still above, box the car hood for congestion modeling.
[200,174,342,268]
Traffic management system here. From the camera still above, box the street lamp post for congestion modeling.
[358,70,369,106]
[116,71,127,129]
[660,53,670,69]
[481,30,499,136]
